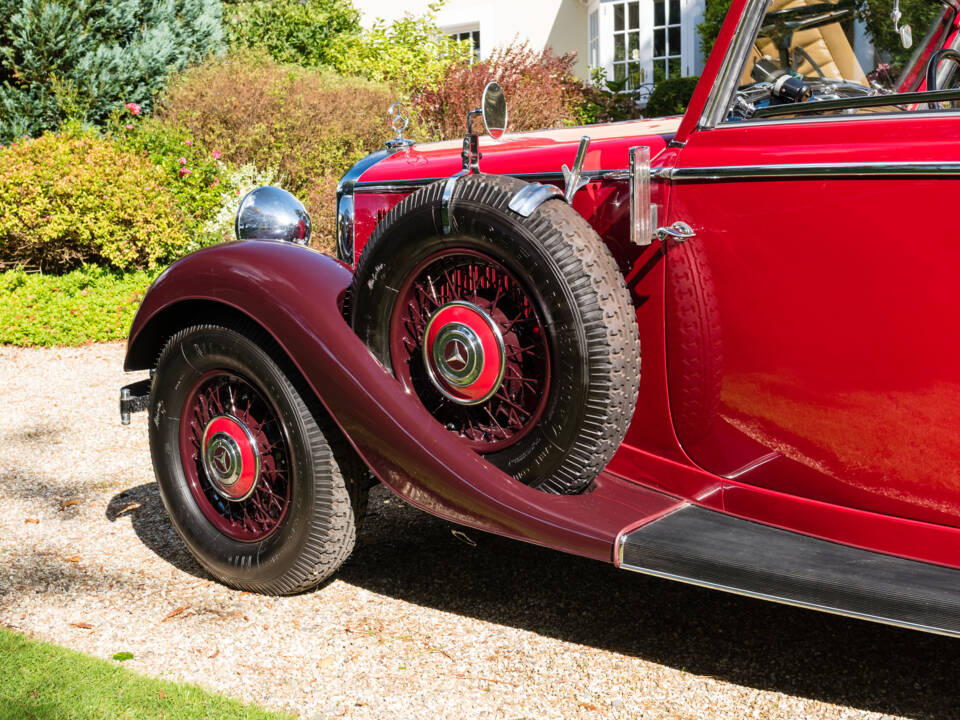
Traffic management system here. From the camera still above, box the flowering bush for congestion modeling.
[0,131,191,271]
[157,52,398,252]
[412,42,585,140]
[204,164,279,244]
[112,113,233,245]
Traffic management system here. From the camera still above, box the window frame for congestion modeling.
[705,0,960,130]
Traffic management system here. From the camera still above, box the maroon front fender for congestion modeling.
[126,241,679,562]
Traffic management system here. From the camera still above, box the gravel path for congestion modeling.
[1,343,958,719]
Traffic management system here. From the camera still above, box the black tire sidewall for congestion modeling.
[149,326,319,587]
[353,194,590,486]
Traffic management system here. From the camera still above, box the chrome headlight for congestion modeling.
[235,186,311,246]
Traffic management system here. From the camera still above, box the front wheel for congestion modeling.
[148,322,366,595]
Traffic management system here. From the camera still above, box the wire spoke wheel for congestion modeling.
[179,371,292,542]
[389,250,551,453]
[351,174,640,493]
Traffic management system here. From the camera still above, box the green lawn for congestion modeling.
[0,628,292,720]
[0,266,157,346]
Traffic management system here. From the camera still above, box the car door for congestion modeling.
[663,0,960,528]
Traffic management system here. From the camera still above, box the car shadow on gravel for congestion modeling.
[105,483,207,581]
[115,482,960,719]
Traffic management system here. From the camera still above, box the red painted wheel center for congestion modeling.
[201,415,260,501]
[179,372,292,542]
[423,302,505,405]
[389,249,552,454]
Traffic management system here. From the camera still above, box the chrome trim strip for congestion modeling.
[618,562,960,638]
[353,169,621,194]
[717,108,960,128]
[667,161,960,181]
[699,0,769,130]
[614,502,688,568]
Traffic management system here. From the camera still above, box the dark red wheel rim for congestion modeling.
[389,249,551,453]
[179,371,292,541]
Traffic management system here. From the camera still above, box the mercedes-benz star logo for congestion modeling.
[212,445,232,475]
[444,339,468,371]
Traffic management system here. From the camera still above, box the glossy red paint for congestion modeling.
[126,241,683,562]
[665,113,960,529]
[351,118,680,261]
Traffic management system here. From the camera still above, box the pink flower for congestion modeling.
[178,157,186,165]
[125,102,141,115]
[212,151,221,160]
[125,124,134,130]
[184,140,193,146]
[178,168,192,178]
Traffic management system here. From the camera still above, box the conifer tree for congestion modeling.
[0,0,224,142]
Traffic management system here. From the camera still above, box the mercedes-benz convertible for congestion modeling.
[122,0,960,636]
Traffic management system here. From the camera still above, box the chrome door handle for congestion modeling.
[656,221,696,243]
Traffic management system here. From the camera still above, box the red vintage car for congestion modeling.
[122,0,960,634]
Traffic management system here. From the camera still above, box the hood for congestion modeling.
[358,116,682,185]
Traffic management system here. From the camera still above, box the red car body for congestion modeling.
[126,0,960,634]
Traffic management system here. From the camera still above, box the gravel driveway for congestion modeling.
[1,343,958,719]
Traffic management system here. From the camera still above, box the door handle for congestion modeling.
[656,221,696,243]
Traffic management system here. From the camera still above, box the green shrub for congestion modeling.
[226,0,360,67]
[0,0,224,143]
[0,131,192,271]
[412,41,585,141]
[644,76,700,117]
[156,52,398,252]
[0,266,157,346]
[112,115,234,244]
[332,5,474,92]
[575,67,644,124]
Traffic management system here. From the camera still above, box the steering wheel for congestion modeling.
[925,48,960,108]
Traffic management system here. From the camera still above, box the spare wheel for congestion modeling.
[350,174,640,494]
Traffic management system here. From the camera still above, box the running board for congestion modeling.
[619,505,960,637]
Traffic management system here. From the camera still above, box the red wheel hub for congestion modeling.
[423,301,505,405]
[179,372,292,542]
[389,249,551,453]
[201,415,260,501]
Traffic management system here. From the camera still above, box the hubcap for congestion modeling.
[389,249,551,453]
[201,415,260,501]
[180,371,292,542]
[424,301,505,405]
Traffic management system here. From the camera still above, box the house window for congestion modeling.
[612,1,644,90]
[451,29,481,61]
[652,0,682,82]
[590,0,696,94]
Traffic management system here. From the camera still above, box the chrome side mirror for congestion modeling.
[481,82,508,140]
[236,186,311,246]
[891,0,912,49]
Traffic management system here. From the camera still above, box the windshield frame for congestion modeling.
[707,0,960,127]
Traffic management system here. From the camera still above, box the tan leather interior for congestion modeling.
[742,0,868,86]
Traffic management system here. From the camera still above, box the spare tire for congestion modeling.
[350,174,640,494]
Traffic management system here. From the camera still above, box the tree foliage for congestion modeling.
[0,0,223,142]
[225,0,360,67]
[332,4,474,92]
